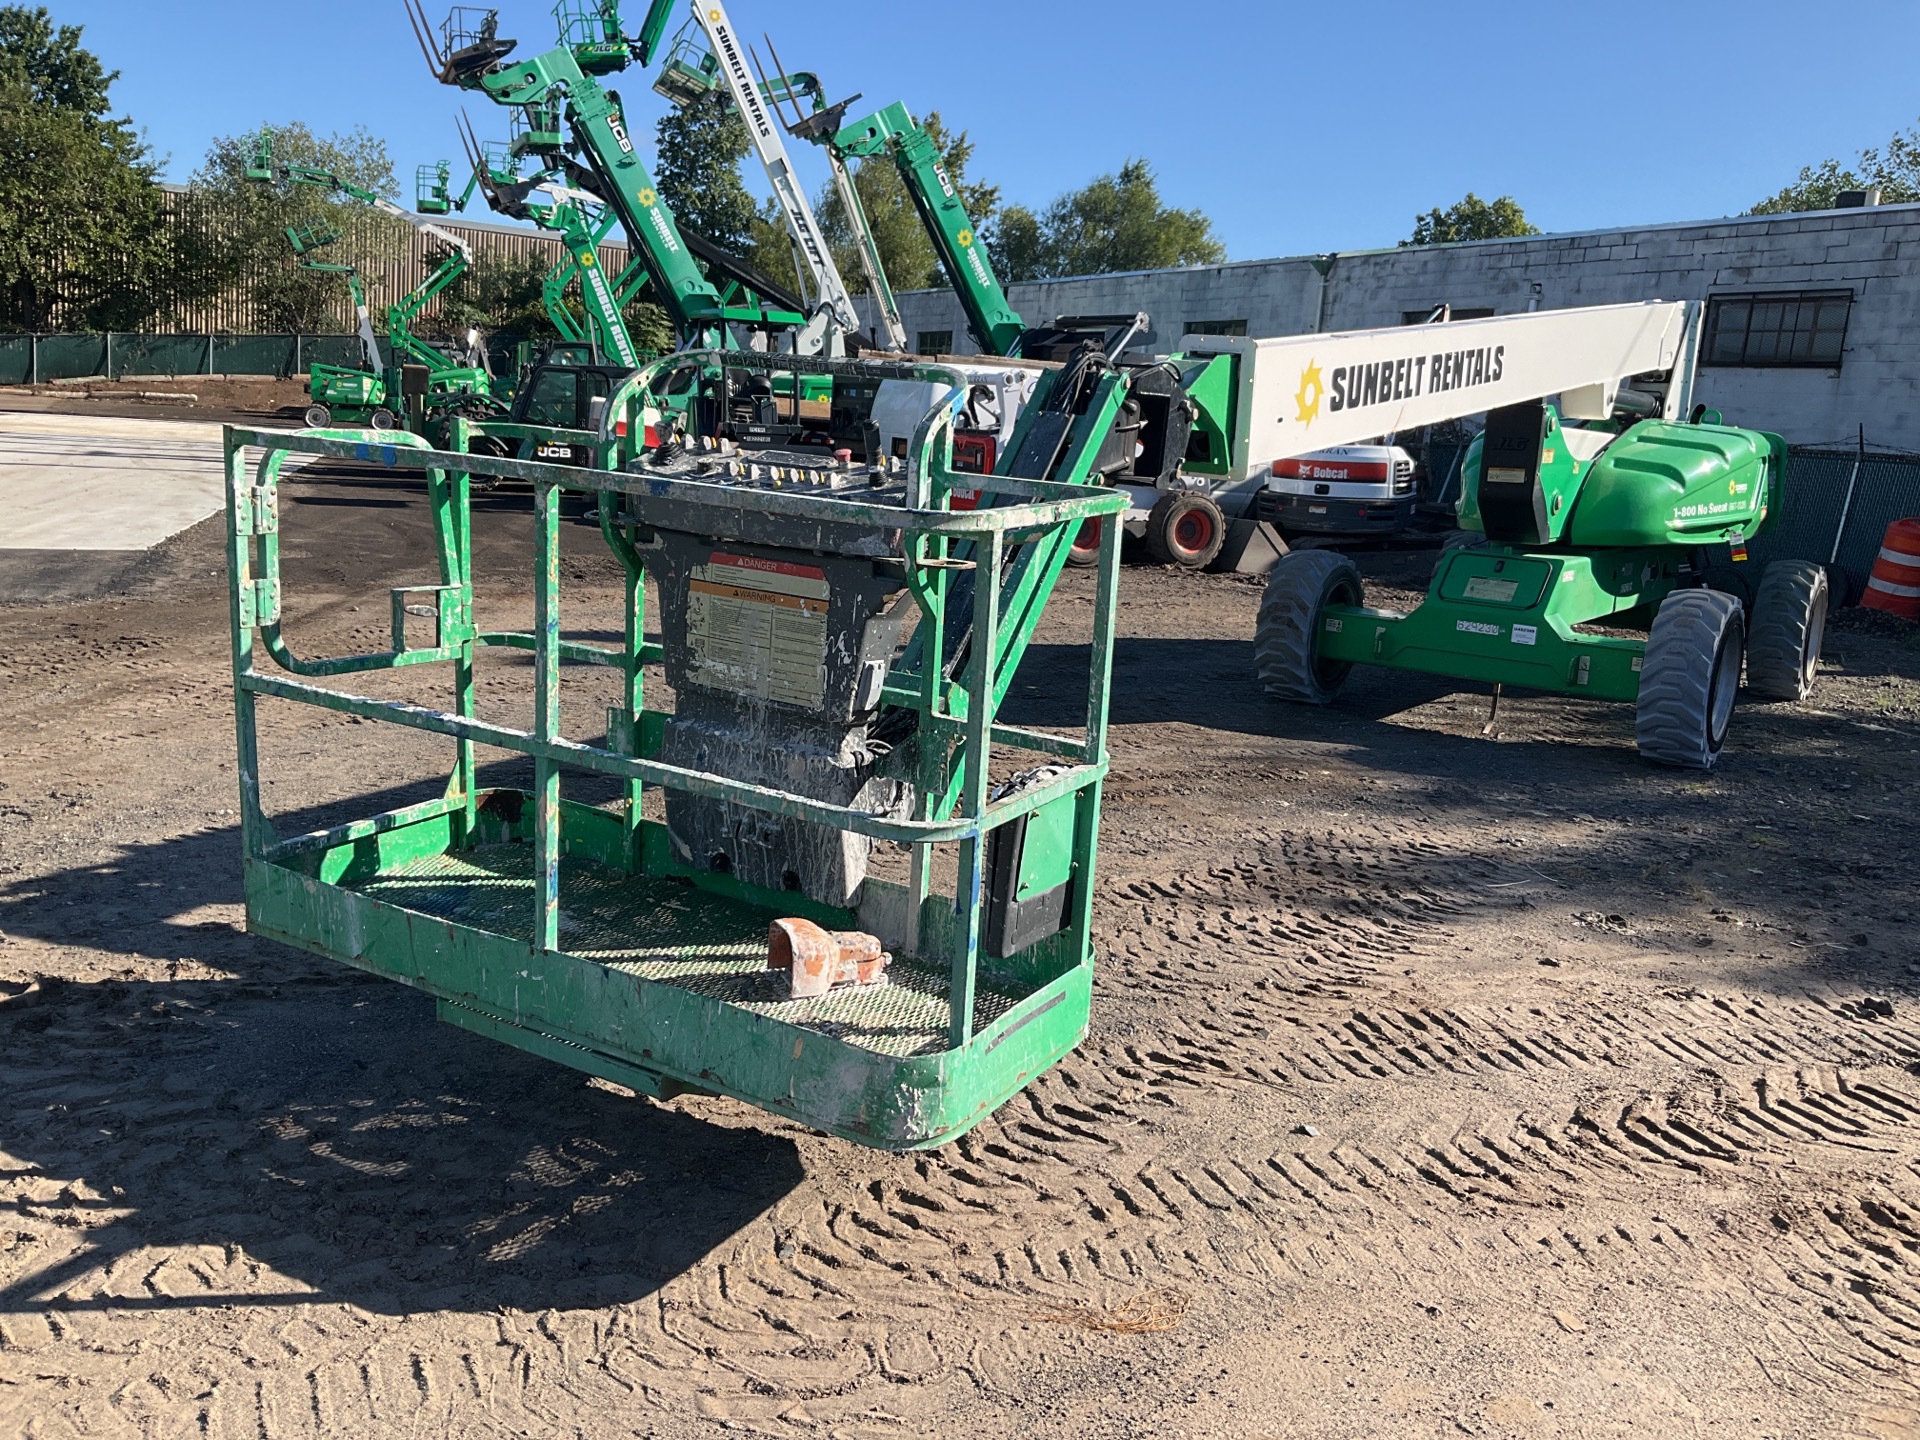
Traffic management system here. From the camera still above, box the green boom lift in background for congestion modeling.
[441,119,648,369]
[403,0,809,349]
[1254,305,1829,768]
[249,131,497,430]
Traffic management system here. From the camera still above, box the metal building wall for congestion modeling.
[875,202,1920,454]
[140,186,633,335]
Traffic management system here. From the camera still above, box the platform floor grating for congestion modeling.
[347,845,1024,1057]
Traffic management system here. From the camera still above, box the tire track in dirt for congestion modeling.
[676,822,1920,1426]
[6,830,1919,1436]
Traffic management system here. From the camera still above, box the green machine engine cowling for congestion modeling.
[1457,403,1783,549]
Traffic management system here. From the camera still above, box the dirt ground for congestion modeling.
[3,444,1920,1439]
[0,377,311,427]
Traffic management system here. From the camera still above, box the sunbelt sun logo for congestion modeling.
[1295,360,1322,425]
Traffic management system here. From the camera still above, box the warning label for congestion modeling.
[1463,575,1520,603]
[687,553,830,708]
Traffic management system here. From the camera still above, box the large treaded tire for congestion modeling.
[1255,550,1364,704]
[303,404,331,428]
[1636,588,1745,769]
[1145,491,1227,569]
[1745,560,1829,701]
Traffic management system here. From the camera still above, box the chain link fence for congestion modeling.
[0,333,366,385]
[1742,446,1920,604]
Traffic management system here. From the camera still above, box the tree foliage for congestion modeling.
[0,3,110,115]
[188,122,401,332]
[818,113,1000,294]
[986,159,1224,282]
[1750,122,1920,214]
[438,252,552,348]
[654,91,803,321]
[1401,193,1540,247]
[0,5,171,330]
[653,90,760,251]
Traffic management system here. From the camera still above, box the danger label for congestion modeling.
[687,553,830,708]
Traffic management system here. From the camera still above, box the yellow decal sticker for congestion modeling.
[1295,360,1323,425]
[638,187,657,206]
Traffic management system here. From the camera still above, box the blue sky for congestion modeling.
[60,0,1920,258]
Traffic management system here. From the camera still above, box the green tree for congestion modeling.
[438,252,553,349]
[437,248,671,363]
[0,4,110,115]
[0,5,170,330]
[188,122,401,332]
[986,159,1224,282]
[817,113,999,294]
[653,90,758,250]
[1401,193,1540,247]
[1750,122,1920,213]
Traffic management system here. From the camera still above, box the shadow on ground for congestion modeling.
[0,771,803,1320]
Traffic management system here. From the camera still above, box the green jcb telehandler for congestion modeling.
[1255,378,1828,768]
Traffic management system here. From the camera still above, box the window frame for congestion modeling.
[1401,307,1494,325]
[1184,318,1248,338]
[1702,289,1853,370]
[916,330,954,356]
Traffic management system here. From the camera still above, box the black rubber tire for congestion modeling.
[1745,560,1829,701]
[303,404,331,428]
[1635,588,1745,769]
[369,407,398,431]
[1255,550,1364,704]
[1064,516,1105,568]
[1145,491,1227,569]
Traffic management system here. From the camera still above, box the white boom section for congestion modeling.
[691,0,859,339]
[1180,300,1700,480]
[349,282,384,375]
[366,195,473,263]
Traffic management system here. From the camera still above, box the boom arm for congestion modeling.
[528,184,643,367]
[683,1,858,341]
[1183,301,1703,477]
[405,6,742,346]
[384,243,473,375]
[828,103,1024,357]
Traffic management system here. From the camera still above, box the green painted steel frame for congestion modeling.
[1314,543,1694,702]
[223,414,1127,1147]
[827,102,1025,357]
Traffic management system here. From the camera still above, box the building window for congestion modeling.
[916,330,953,356]
[1186,318,1247,337]
[1402,306,1495,325]
[1704,291,1851,368]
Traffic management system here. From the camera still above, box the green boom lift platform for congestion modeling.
[223,347,1128,1148]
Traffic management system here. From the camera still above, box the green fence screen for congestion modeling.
[0,333,368,383]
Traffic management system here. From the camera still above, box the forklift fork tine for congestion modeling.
[747,41,790,130]
[402,0,445,75]
[761,34,807,130]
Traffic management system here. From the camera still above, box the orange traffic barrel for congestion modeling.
[1863,519,1920,618]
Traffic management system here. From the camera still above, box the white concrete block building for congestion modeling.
[873,203,1920,452]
